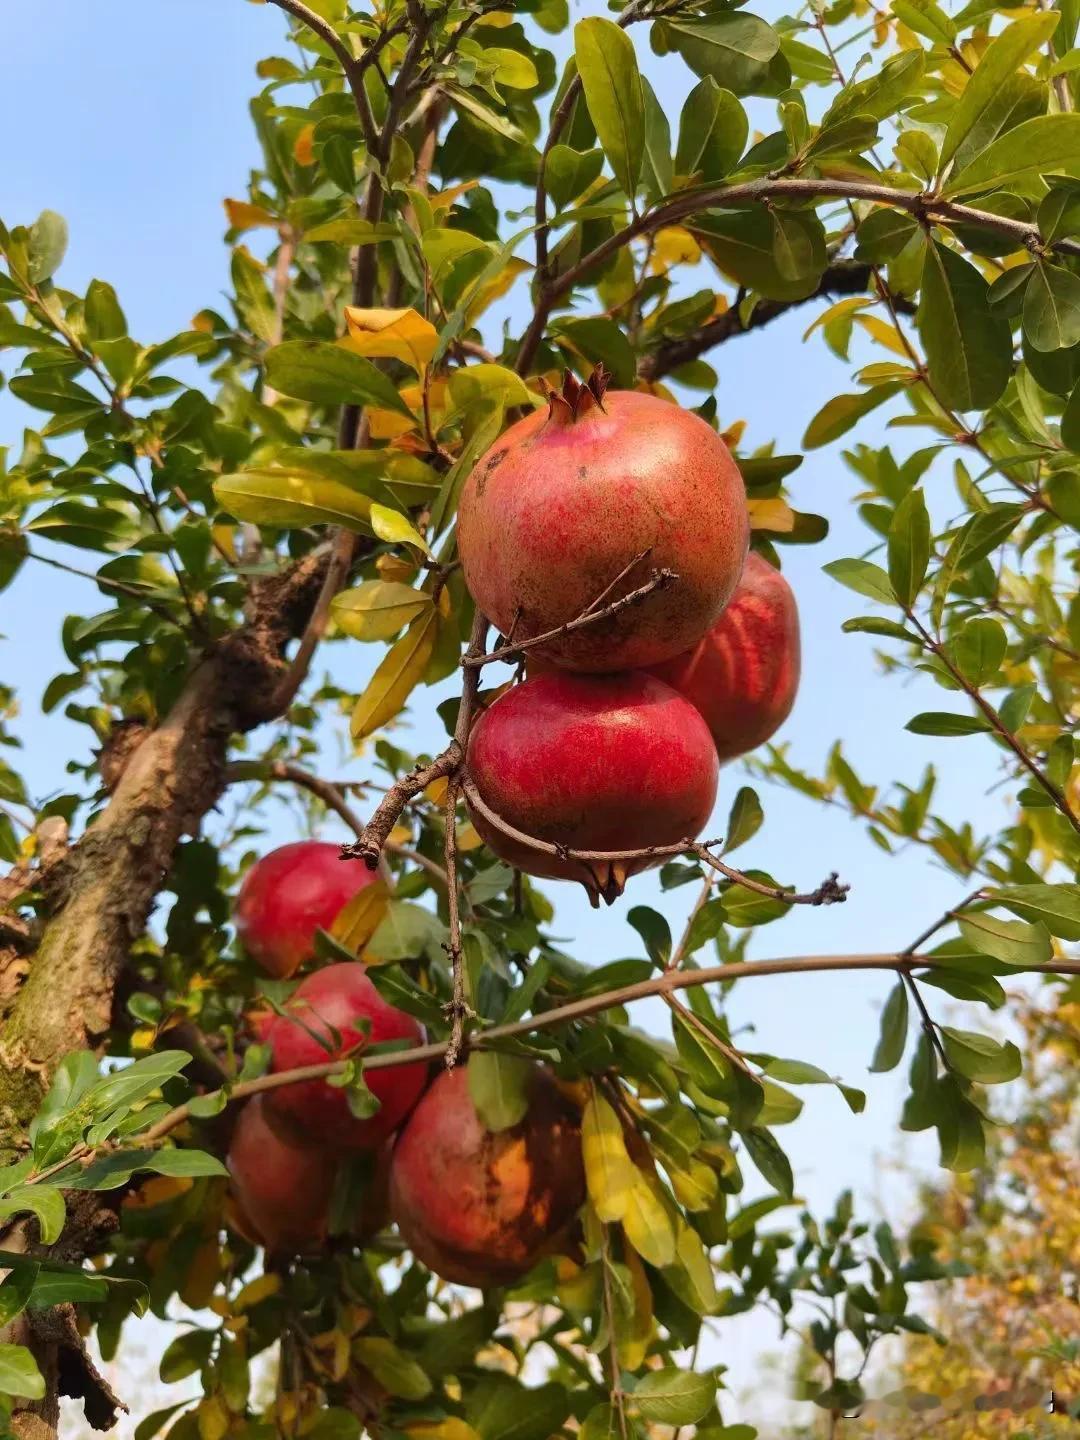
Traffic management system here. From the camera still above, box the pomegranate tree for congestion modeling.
[234,840,378,978]
[457,367,749,672]
[648,551,801,761]
[466,670,718,902]
[264,962,428,1148]
[389,1065,585,1287]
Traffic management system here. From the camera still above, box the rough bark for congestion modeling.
[0,546,332,1142]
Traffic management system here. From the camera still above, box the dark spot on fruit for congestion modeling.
[487,448,508,472]
[578,466,587,479]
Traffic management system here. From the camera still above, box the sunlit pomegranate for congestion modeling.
[457,366,749,672]
[389,1065,585,1287]
[465,671,718,903]
[234,840,377,979]
[226,1095,336,1254]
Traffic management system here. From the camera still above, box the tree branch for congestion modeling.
[637,260,914,381]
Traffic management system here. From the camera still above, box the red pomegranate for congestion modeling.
[234,840,378,979]
[389,1064,585,1287]
[648,551,800,761]
[226,1095,336,1254]
[465,671,719,903]
[457,367,749,672]
[264,963,428,1149]
[227,1097,392,1253]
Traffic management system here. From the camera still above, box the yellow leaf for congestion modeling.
[455,821,484,852]
[351,610,438,741]
[293,123,315,166]
[370,502,432,555]
[124,1175,193,1209]
[180,1239,221,1311]
[331,877,390,952]
[582,1092,637,1224]
[748,497,795,533]
[234,1272,281,1312]
[650,226,702,270]
[377,553,419,583]
[429,180,479,211]
[720,418,747,449]
[449,364,535,411]
[197,1396,230,1440]
[485,47,539,89]
[333,581,433,641]
[464,257,529,326]
[855,313,911,357]
[425,776,449,805]
[618,1244,655,1371]
[622,1170,677,1269]
[343,306,438,373]
[224,199,277,232]
[407,1423,482,1440]
[214,469,377,532]
[476,9,513,24]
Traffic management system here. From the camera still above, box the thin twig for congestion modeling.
[462,568,676,669]
[442,779,472,1068]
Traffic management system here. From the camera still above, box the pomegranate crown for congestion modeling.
[544,362,610,424]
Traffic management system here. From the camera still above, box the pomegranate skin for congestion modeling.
[648,552,801,762]
[389,1065,585,1287]
[227,1098,392,1253]
[234,840,377,979]
[457,387,749,672]
[264,963,428,1150]
[227,1096,336,1254]
[465,671,718,897]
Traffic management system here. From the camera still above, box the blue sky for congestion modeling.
[1,1,1022,1426]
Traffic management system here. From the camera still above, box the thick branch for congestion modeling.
[638,261,914,381]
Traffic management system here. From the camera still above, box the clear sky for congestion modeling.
[0,1,1021,1429]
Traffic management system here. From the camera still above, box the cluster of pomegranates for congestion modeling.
[227,842,585,1281]
[458,367,801,902]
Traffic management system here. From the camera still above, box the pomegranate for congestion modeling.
[264,962,428,1149]
[227,1097,392,1253]
[389,1065,585,1287]
[226,1095,336,1254]
[234,840,378,979]
[457,366,749,672]
[648,551,801,761]
[465,671,718,903]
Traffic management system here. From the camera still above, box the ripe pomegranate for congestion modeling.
[465,670,718,903]
[648,551,801,761]
[234,840,377,979]
[227,1097,391,1253]
[457,366,749,672]
[226,1095,336,1254]
[389,1065,585,1287]
[264,963,428,1149]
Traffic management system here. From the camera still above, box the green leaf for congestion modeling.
[905,712,991,737]
[332,581,432,642]
[957,912,1053,968]
[946,114,1080,197]
[939,13,1060,173]
[892,0,954,45]
[822,48,924,126]
[364,899,445,963]
[698,207,826,302]
[676,79,746,181]
[803,384,904,449]
[159,1329,214,1384]
[214,468,380,532]
[742,1126,794,1198]
[352,1338,431,1400]
[822,558,896,604]
[0,1344,45,1400]
[950,617,1006,686]
[263,341,413,416]
[1023,262,1080,353]
[0,1268,36,1328]
[640,77,674,204]
[663,14,781,97]
[917,242,1012,411]
[920,968,1005,1009]
[574,18,645,198]
[546,146,605,210]
[724,786,763,855]
[27,210,68,284]
[870,981,909,1073]
[940,1028,1022,1084]
[681,897,727,957]
[469,1378,570,1440]
[937,1081,986,1172]
[467,1053,531,1132]
[628,906,672,967]
[84,280,127,340]
[0,1187,65,1243]
[988,883,1080,940]
[86,1051,191,1115]
[887,487,930,607]
[633,1369,716,1426]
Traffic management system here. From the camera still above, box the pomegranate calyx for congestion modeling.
[544,362,611,425]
